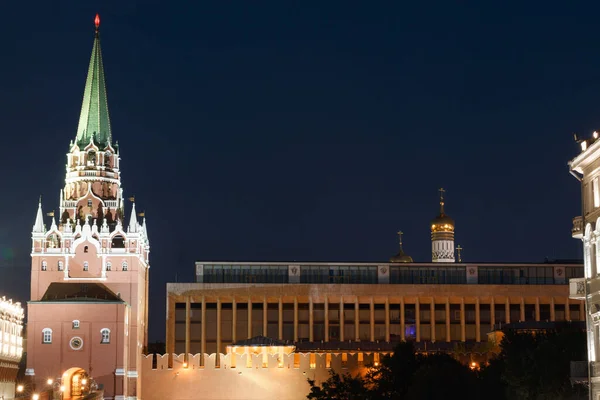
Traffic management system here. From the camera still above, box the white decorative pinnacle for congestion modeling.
[32,199,45,234]
[128,202,138,233]
[141,217,147,237]
[50,216,57,231]
[101,218,109,234]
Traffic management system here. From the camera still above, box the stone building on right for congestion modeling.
[569,130,600,400]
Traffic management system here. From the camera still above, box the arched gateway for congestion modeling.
[61,367,90,399]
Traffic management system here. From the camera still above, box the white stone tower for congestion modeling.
[431,188,455,262]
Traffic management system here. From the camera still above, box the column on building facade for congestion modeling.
[355,298,360,341]
[247,299,252,339]
[505,297,510,324]
[278,298,283,340]
[216,298,222,356]
[185,297,191,358]
[385,297,390,342]
[166,296,176,357]
[520,297,525,322]
[475,298,480,342]
[324,298,329,342]
[445,298,451,342]
[535,297,540,322]
[294,297,298,342]
[490,297,495,331]
[400,297,405,341]
[415,298,420,342]
[565,298,571,321]
[370,298,375,342]
[201,296,206,357]
[309,297,314,342]
[232,298,237,343]
[550,298,555,322]
[340,297,345,342]
[430,300,435,342]
[263,297,268,336]
[460,298,466,342]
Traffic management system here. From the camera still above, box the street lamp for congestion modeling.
[16,385,23,393]
[47,378,53,385]
[32,395,39,400]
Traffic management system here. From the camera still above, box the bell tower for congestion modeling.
[431,188,455,262]
[27,15,150,400]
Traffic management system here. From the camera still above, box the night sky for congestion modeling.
[0,1,595,341]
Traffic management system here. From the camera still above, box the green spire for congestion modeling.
[75,14,111,150]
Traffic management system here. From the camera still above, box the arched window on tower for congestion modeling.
[72,320,80,329]
[122,261,128,271]
[112,235,125,248]
[58,261,64,271]
[83,261,89,271]
[106,262,112,271]
[41,260,47,271]
[46,233,61,249]
[100,328,111,344]
[87,150,96,167]
[42,328,52,344]
[104,151,112,168]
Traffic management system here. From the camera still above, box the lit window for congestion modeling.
[72,320,80,329]
[58,261,64,271]
[122,261,128,271]
[594,178,600,208]
[42,328,52,344]
[41,261,47,271]
[100,328,110,344]
[83,261,89,271]
[106,262,112,271]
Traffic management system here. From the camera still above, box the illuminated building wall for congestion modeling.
[569,130,600,399]
[167,262,583,356]
[0,297,24,400]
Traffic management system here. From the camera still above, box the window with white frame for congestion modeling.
[41,260,47,271]
[106,262,112,271]
[100,328,110,344]
[58,260,64,271]
[594,177,600,208]
[42,328,52,344]
[72,320,80,329]
[122,261,128,271]
[83,261,89,271]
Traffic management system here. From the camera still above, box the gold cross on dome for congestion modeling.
[456,245,463,262]
[438,187,445,201]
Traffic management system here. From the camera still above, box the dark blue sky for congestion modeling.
[0,1,594,341]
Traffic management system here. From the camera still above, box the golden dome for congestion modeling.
[390,250,413,263]
[431,214,455,232]
[390,231,413,263]
[431,188,454,232]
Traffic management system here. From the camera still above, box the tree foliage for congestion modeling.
[307,329,588,400]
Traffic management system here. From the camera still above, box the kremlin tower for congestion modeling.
[26,15,149,400]
[431,188,455,262]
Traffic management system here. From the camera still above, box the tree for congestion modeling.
[406,353,481,400]
[307,370,369,400]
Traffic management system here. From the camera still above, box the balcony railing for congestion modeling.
[569,277,586,300]
[572,216,584,238]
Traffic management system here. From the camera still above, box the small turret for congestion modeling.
[128,200,138,233]
[32,197,45,234]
